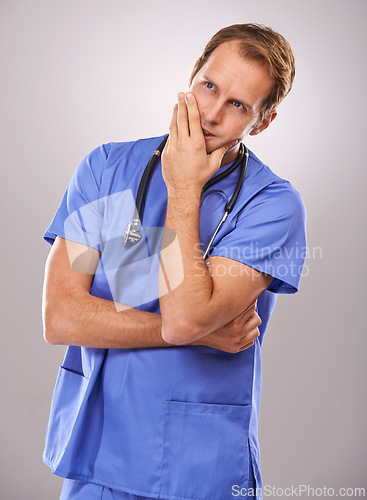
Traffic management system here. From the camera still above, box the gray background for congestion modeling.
[1,0,366,498]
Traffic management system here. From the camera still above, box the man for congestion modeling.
[42,24,306,500]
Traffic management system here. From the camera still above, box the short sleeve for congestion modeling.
[43,143,111,249]
[210,181,307,294]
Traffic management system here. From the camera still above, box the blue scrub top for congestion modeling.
[43,135,307,500]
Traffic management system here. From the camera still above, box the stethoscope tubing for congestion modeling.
[123,135,249,259]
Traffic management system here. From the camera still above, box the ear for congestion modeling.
[249,111,277,136]
[189,58,200,86]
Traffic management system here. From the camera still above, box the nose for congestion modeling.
[201,99,223,126]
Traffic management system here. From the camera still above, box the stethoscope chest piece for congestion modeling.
[123,218,142,247]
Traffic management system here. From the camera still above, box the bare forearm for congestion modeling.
[159,192,267,345]
[43,291,169,349]
[160,191,215,338]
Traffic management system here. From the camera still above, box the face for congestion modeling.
[189,40,277,163]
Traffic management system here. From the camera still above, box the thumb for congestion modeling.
[209,140,239,167]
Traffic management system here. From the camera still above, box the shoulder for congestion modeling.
[106,135,167,161]
[86,134,167,165]
[81,135,167,188]
[243,148,306,222]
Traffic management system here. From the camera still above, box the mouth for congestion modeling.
[202,128,214,138]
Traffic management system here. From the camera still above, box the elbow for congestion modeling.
[161,318,206,345]
[42,308,66,345]
[43,331,57,345]
[43,316,58,345]
[43,327,59,346]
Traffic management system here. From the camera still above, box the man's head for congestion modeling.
[188,23,295,159]
[191,23,295,125]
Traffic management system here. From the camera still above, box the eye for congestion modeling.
[232,100,245,110]
[205,82,214,90]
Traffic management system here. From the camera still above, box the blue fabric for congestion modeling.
[43,135,306,500]
[60,479,155,499]
[60,451,256,500]
[60,478,256,500]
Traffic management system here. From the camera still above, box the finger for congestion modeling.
[240,326,260,344]
[239,331,261,350]
[209,140,239,168]
[240,312,262,335]
[168,103,178,144]
[239,340,254,351]
[186,92,204,141]
[177,92,189,140]
[240,302,257,322]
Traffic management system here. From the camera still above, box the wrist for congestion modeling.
[166,187,201,207]
[189,338,204,346]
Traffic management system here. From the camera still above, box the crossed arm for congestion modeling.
[42,237,265,353]
[42,94,273,353]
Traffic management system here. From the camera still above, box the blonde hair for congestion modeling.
[191,24,296,122]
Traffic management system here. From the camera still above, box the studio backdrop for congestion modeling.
[0,1,366,498]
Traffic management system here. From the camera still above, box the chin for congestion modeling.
[204,140,221,155]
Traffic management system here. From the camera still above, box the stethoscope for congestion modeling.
[123,135,249,259]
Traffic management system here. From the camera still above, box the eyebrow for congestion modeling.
[201,73,256,113]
